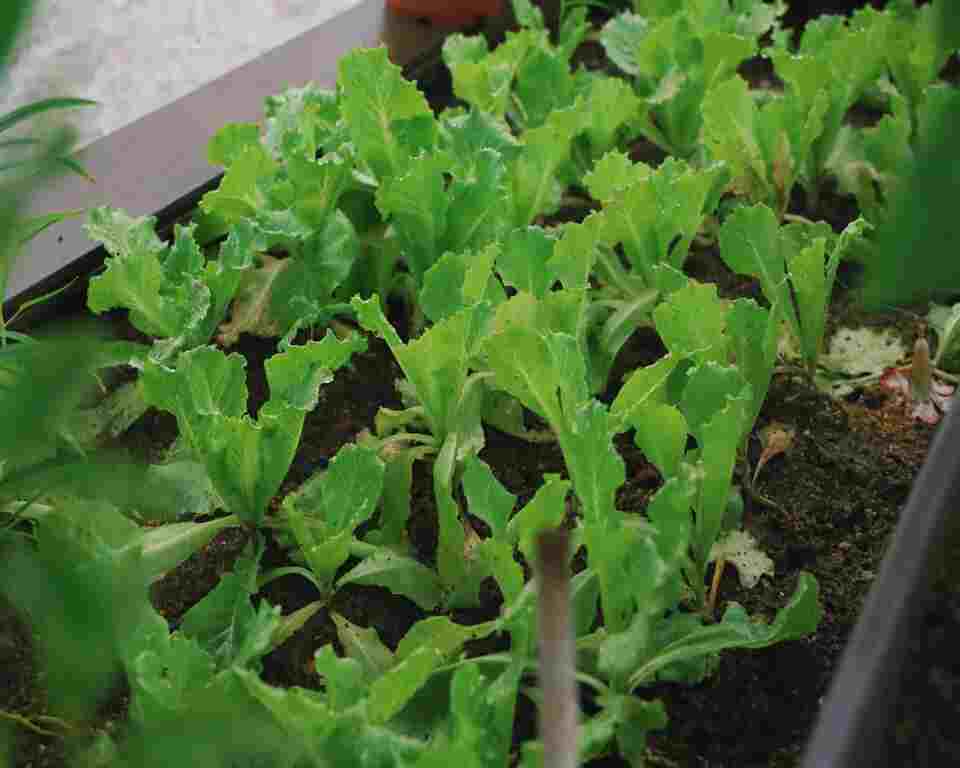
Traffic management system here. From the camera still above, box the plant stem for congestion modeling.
[706,557,726,619]
[536,529,578,768]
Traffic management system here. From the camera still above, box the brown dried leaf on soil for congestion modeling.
[753,422,795,485]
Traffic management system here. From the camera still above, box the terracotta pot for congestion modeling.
[386,0,504,25]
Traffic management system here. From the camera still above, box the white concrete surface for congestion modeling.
[0,0,364,149]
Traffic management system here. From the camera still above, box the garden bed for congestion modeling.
[3,1,960,767]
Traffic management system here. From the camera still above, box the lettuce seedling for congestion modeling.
[582,152,727,388]
[827,85,913,226]
[719,202,868,378]
[767,9,888,211]
[85,206,256,355]
[351,294,495,598]
[702,75,828,218]
[141,331,364,528]
[600,1,783,158]
[863,1,959,136]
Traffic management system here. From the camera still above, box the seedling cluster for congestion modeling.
[2,0,956,765]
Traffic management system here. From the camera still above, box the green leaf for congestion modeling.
[653,278,728,366]
[264,82,343,161]
[288,151,353,231]
[268,212,359,335]
[581,77,642,159]
[448,661,523,768]
[375,151,449,281]
[420,243,504,324]
[443,30,537,118]
[595,158,725,287]
[694,386,751,569]
[207,122,262,167]
[510,100,589,227]
[718,202,801,338]
[548,213,603,293]
[445,148,509,255]
[144,336,361,526]
[352,295,487,446]
[678,362,747,444]
[462,456,516,539]
[484,325,564,427]
[179,538,279,670]
[725,299,779,428]
[609,354,680,433]
[199,143,277,224]
[828,89,912,225]
[0,501,158,720]
[630,403,688,479]
[628,572,821,689]
[338,46,434,180]
[506,474,571,563]
[476,538,525,606]
[304,442,384,534]
[600,13,649,77]
[330,613,395,682]
[85,207,208,340]
[337,553,443,611]
[583,150,646,204]
[313,645,365,713]
[495,226,557,298]
[859,86,960,308]
[367,646,444,725]
[514,46,575,130]
[129,630,216,723]
[564,401,625,528]
[395,616,497,662]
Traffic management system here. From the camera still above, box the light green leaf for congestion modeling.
[338,46,434,180]
[443,30,538,118]
[207,122,261,168]
[495,226,557,298]
[375,151,449,281]
[420,243,504,323]
[630,403,688,479]
[582,77,642,159]
[653,278,728,366]
[583,150,646,204]
[199,143,277,224]
[600,13,648,77]
[85,207,208,340]
[695,388,751,568]
[510,99,589,227]
[514,46,575,130]
[725,298,779,428]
